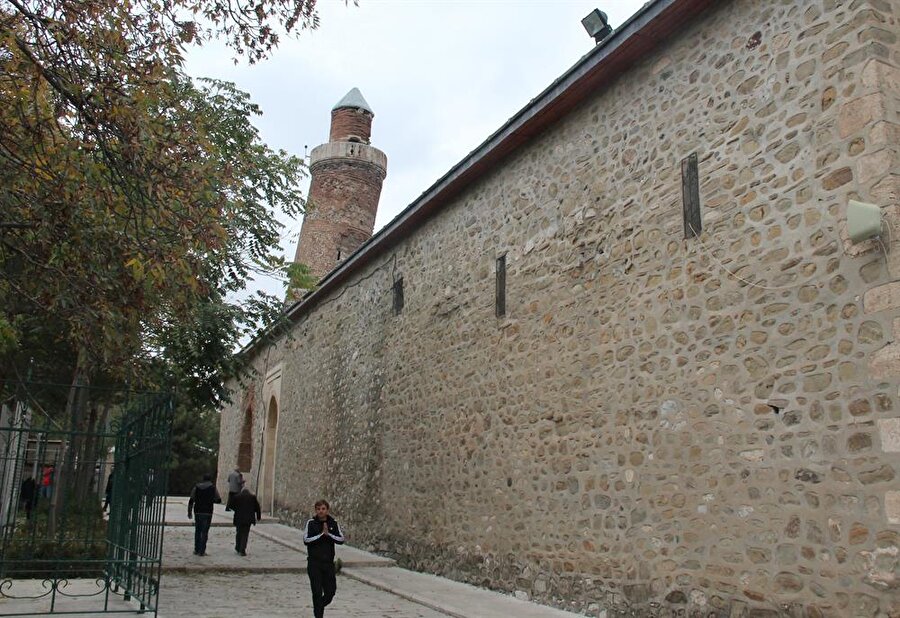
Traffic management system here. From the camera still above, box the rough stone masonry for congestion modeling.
[219,0,900,615]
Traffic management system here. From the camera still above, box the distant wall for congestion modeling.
[220,0,900,614]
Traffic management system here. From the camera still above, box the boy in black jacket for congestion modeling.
[303,500,344,618]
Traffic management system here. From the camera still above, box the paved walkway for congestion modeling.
[163,498,397,573]
[1,498,585,617]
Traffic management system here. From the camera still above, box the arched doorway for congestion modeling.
[259,396,278,514]
[237,405,253,472]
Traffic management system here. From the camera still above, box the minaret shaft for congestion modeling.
[292,89,387,285]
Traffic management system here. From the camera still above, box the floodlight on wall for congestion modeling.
[847,199,882,244]
[582,9,612,44]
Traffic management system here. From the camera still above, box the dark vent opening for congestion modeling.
[495,254,507,318]
[392,277,404,315]
[682,152,701,238]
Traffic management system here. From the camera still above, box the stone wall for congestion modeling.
[219,0,900,615]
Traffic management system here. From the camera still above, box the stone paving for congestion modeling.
[0,575,450,618]
[158,573,448,618]
[0,580,135,616]
[160,497,584,618]
[161,525,309,573]
[1,497,585,617]
[163,498,396,572]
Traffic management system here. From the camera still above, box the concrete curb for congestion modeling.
[340,568,587,618]
[247,525,307,553]
[163,560,392,575]
[163,565,310,574]
[168,520,287,527]
[243,523,398,569]
[342,569,466,618]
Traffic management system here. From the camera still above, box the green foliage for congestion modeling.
[4,500,107,578]
[286,262,319,293]
[168,404,220,495]
[0,1,318,399]
[0,4,321,536]
[0,315,18,356]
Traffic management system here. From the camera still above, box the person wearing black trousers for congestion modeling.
[187,473,222,556]
[303,500,344,618]
[230,487,261,556]
[102,469,114,512]
[19,476,36,520]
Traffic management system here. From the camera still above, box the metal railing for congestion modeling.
[0,382,173,615]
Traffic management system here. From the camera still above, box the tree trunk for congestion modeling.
[73,404,100,507]
[49,348,91,537]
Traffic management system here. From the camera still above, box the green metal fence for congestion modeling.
[0,382,174,615]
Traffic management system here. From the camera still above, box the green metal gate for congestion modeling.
[0,382,174,615]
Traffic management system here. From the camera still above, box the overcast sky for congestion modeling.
[185,0,646,298]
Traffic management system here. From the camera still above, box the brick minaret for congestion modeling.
[292,88,387,286]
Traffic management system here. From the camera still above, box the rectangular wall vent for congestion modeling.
[392,277,404,315]
[496,254,507,318]
[682,152,701,238]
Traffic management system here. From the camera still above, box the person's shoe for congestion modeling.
[334,558,343,574]
[192,551,199,556]
[199,552,207,556]
[239,551,247,556]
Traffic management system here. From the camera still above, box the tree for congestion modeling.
[167,403,220,495]
[1,0,323,528]
[286,262,319,301]
[0,0,318,377]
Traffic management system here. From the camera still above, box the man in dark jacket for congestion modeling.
[19,476,36,520]
[187,473,221,556]
[225,468,243,511]
[102,469,114,512]
[231,487,261,556]
[303,499,344,618]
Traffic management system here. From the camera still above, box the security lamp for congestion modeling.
[582,9,612,44]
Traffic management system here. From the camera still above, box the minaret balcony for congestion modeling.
[309,141,387,173]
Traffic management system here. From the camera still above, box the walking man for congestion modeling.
[187,473,221,556]
[19,476,36,520]
[303,500,344,618]
[231,486,260,556]
[225,468,243,511]
[102,468,114,512]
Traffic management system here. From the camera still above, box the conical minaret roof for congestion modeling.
[332,87,373,114]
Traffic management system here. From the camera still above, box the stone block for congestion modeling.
[859,320,885,344]
[886,491,900,524]
[861,59,900,95]
[859,464,896,484]
[885,215,900,279]
[870,173,899,205]
[863,282,900,314]
[839,93,888,138]
[857,148,897,185]
[879,418,900,452]
[869,341,900,379]
[821,167,854,191]
[869,121,900,148]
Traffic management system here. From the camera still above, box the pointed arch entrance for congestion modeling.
[237,403,253,472]
[259,395,278,514]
